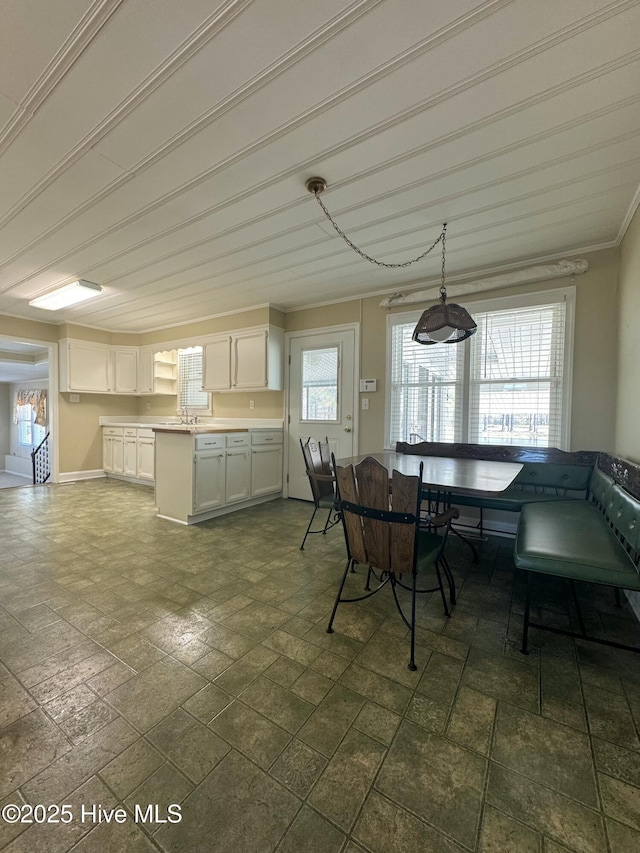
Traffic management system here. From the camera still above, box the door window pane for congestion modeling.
[301,346,339,421]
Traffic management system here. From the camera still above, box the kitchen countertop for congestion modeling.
[99,417,283,430]
[153,426,249,434]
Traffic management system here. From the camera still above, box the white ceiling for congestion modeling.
[0,0,638,333]
[0,341,49,383]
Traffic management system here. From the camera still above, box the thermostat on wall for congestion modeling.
[359,379,377,392]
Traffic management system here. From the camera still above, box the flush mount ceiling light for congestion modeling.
[411,224,477,345]
[29,280,102,311]
[305,177,475,344]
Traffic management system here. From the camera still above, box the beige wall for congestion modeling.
[58,394,138,473]
[0,244,624,474]
[615,207,640,462]
[284,248,620,454]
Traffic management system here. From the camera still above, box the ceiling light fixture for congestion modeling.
[305,177,475,344]
[29,280,102,311]
[411,224,477,345]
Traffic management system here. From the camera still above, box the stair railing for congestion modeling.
[31,432,51,484]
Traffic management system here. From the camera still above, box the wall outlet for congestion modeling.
[145,402,151,410]
[69,394,80,403]
[249,400,255,409]
[361,397,369,410]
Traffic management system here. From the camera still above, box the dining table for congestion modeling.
[335,451,523,496]
[335,451,524,560]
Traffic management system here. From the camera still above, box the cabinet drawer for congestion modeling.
[195,435,226,450]
[251,431,283,445]
[226,433,250,447]
[103,427,123,437]
[124,428,138,438]
[137,428,155,439]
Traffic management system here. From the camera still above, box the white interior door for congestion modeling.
[287,328,357,501]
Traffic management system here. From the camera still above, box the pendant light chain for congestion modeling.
[311,188,445,269]
[439,222,447,301]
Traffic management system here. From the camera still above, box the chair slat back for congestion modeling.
[335,464,368,565]
[355,456,392,571]
[391,468,421,573]
[301,438,334,506]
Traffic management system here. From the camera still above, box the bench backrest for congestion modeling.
[603,484,640,570]
[512,462,591,495]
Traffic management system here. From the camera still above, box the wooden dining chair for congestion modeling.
[299,437,340,550]
[327,455,458,670]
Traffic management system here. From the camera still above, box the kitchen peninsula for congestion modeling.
[154,424,283,524]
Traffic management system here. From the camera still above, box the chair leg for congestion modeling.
[322,507,333,534]
[408,570,418,672]
[441,554,456,605]
[327,557,354,633]
[299,506,318,550]
[521,571,532,655]
[434,560,450,618]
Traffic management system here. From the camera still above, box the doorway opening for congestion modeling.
[0,338,53,490]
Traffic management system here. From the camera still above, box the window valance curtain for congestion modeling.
[14,389,47,426]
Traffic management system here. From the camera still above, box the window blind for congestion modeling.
[387,291,572,450]
[468,301,566,447]
[177,347,209,410]
[388,321,463,445]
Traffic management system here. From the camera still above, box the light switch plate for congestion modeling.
[69,394,80,403]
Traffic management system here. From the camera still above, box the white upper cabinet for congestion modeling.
[202,326,283,392]
[113,348,138,394]
[59,340,111,393]
[202,336,232,391]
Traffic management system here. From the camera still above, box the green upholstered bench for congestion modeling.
[514,464,640,654]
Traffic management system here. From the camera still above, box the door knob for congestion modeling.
[345,414,352,420]
[344,427,352,433]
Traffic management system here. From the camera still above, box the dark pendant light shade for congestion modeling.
[412,300,477,344]
[412,223,477,345]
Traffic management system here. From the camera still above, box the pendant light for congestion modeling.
[412,224,477,345]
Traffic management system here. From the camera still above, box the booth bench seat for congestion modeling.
[515,467,640,653]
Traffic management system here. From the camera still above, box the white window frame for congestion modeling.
[385,286,575,450]
[176,346,212,415]
[15,400,48,449]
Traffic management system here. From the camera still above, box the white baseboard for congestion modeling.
[58,470,106,483]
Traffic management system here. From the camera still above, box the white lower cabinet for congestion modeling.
[154,428,283,524]
[103,427,154,483]
[251,444,283,496]
[194,450,226,512]
[136,438,155,481]
[225,447,251,504]
[103,428,124,474]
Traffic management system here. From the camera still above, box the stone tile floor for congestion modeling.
[1,478,640,853]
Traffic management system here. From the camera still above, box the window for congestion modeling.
[177,347,210,412]
[16,401,47,448]
[386,289,573,449]
[301,346,339,421]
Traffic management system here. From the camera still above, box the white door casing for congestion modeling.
[285,325,358,501]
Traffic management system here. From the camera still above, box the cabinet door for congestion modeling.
[251,445,283,496]
[137,349,154,394]
[136,439,155,481]
[225,448,251,504]
[66,342,111,392]
[103,437,113,473]
[123,438,137,477]
[203,337,232,390]
[233,330,268,389]
[194,451,226,512]
[113,349,138,393]
[111,437,124,474]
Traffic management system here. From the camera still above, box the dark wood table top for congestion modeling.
[336,452,523,495]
